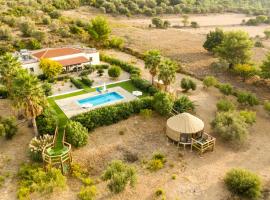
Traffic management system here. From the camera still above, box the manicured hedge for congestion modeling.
[71,97,154,131]
[70,77,84,89]
[100,54,140,76]
[131,76,158,95]
[81,76,94,87]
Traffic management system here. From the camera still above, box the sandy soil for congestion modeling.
[0,100,34,200]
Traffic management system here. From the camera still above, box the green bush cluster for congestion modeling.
[245,15,270,26]
[216,99,236,112]
[36,107,58,135]
[108,66,122,79]
[211,111,250,145]
[28,134,53,162]
[147,152,166,172]
[224,168,262,199]
[173,95,195,113]
[17,164,66,200]
[100,54,141,77]
[71,97,154,131]
[264,101,270,115]
[70,77,84,89]
[203,76,218,88]
[0,116,18,140]
[65,121,88,147]
[181,78,196,92]
[218,83,233,96]
[239,110,256,125]
[237,91,259,107]
[131,76,158,95]
[151,17,170,29]
[153,92,173,116]
[0,87,8,98]
[81,76,94,87]
[102,160,136,194]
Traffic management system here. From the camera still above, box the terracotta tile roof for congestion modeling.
[32,48,82,59]
[57,56,89,67]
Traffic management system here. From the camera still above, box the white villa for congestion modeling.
[15,47,100,75]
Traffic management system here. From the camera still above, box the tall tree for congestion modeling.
[0,53,21,94]
[158,58,177,92]
[215,30,253,69]
[203,28,225,53]
[39,58,63,80]
[87,16,111,46]
[11,70,46,136]
[260,52,270,79]
[144,50,162,85]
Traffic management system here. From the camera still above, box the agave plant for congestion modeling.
[29,134,53,162]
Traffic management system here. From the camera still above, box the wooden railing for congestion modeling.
[191,133,216,155]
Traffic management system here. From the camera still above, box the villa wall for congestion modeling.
[21,52,100,75]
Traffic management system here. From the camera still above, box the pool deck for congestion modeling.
[55,87,137,118]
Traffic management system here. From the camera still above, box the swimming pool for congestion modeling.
[77,92,124,107]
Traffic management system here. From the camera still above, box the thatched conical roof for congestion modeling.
[166,112,204,134]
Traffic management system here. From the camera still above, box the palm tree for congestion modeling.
[144,50,162,85]
[158,58,177,92]
[0,53,21,94]
[11,70,46,136]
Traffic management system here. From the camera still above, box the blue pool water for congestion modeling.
[77,92,124,106]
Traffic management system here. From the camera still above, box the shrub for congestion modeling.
[108,37,124,49]
[42,16,51,25]
[237,91,259,107]
[140,109,153,119]
[153,92,173,116]
[224,168,262,199]
[211,111,249,145]
[42,81,52,96]
[239,110,256,125]
[203,76,218,88]
[32,30,47,42]
[71,97,154,131]
[131,77,158,95]
[100,54,139,76]
[173,95,195,113]
[181,78,197,92]
[216,99,236,112]
[0,87,8,98]
[70,77,84,89]
[0,25,13,41]
[147,152,166,172]
[81,76,94,87]
[264,101,270,115]
[218,83,233,96]
[19,20,35,37]
[65,121,88,147]
[25,38,42,50]
[17,164,66,199]
[97,69,104,76]
[203,28,225,52]
[49,10,61,19]
[191,21,199,28]
[36,107,58,135]
[108,66,121,79]
[234,64,258,81]
[0,117,18,140]
[78,186,97,200]
[102,160,136,194]
[28,134,53,162]
[152,17,164,28]
[155,188,165,196]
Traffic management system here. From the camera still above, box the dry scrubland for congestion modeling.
[1,6,270,200]
[64,8,270,99]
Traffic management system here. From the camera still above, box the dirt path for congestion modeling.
[0,100,34,200]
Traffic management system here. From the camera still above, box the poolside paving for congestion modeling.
[55,86,137,118]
